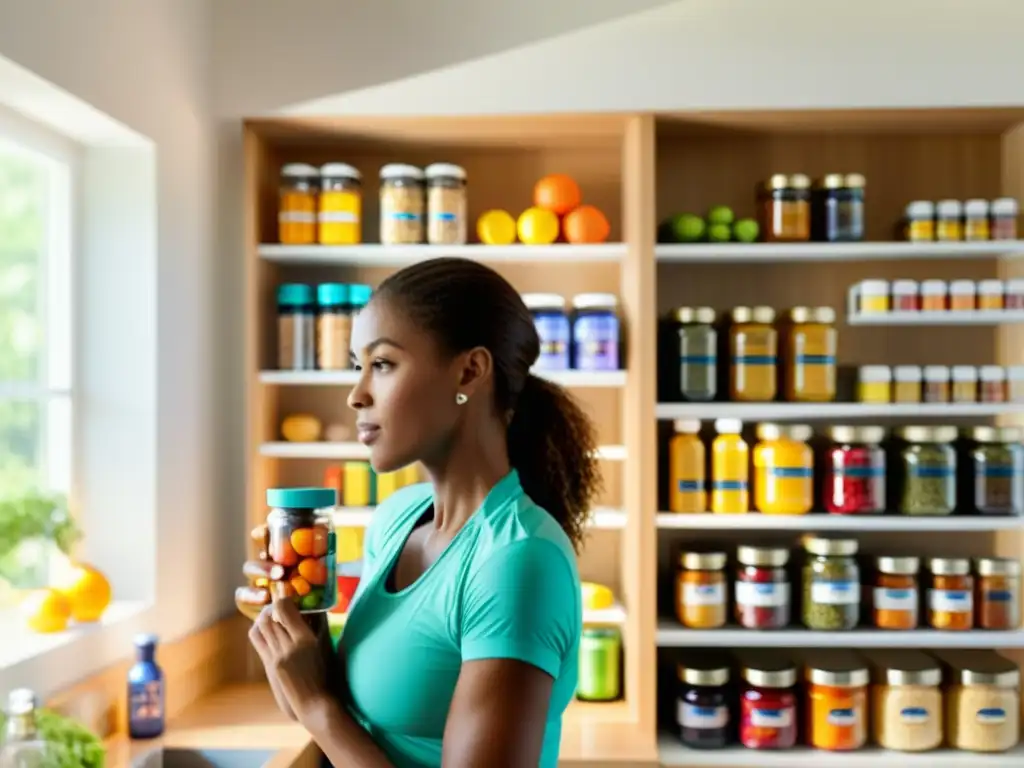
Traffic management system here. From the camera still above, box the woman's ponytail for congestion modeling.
[507,374,602,551]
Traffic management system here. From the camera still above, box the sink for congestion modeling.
[131,748,278,768]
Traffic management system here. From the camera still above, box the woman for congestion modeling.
[245,257,601,767]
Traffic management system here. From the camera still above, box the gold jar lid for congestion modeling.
[876,556,920,575]
[967,426,1022,444]
[675,306,716,324]
[679,551,727,571]
[805,653,870,688]
[976,557,1022,577]
[804,536,858,557]
[764,174,789,190]
[678,662,730,687]
[757,423,813,442]
[867,650,941,687]
[829,425,886,444]
[897,425,958,444]
[789,173,811,190]
[819,173,845,189]
[751,305,776,324]
[928,557,970,576]
[731,306,752,323]
[845,173,866,189]
[737,546,789,568]
[790,306,836,324]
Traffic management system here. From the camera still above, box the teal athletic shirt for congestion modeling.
[337,469,582,768]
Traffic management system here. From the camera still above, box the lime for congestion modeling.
[707,223,732,243]
[672,213,706,243]
[517,207,560,245]
[476,210,517,245]
[733,218,760,243]
[707,205,735,226]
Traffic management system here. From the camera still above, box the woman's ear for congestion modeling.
[455,345,494,400]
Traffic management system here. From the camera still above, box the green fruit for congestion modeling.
[733,218,760,243]
[300,590,322,610]
[672,213,706,243]
[706,205,735,227]
[707,223,732,243]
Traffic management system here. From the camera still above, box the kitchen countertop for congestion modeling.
[104,684,657,767]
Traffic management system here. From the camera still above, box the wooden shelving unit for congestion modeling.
[243,108,1024,765]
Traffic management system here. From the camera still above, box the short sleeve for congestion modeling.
[460,538,580,679]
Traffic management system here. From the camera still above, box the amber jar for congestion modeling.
[979,366,1007,403]
[783,306,837,402]
[976,557,1021,630]
[927,558,973,631]
[922,366,950,403]
[676,551,728,629]
[761,174,811,242]
[950,366,978,404]
[730,306,778,402]
[873,556,920,630]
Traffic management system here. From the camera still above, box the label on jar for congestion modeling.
[976,707,1007,724]
[279,211,316,223]
[978,464,1015,478]
[683,582,725,606]
[749,706,793,729]
[574,315,619,371]
[677,479,703,493]
[928,588,972,614]
[811,581,859,605]
[734,354,778,365]
[984,589,1014,602]
[681,354,716,364]
[794,354,837,365]
[736,581,789,607]
[899,706,930,724]
[826,708,859,727]
[712,480,748,490]
[677,701,728,730]
[910,466,954,477]
[873,587,918,612]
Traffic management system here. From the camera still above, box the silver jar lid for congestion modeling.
[680,551,727,571]
[806,657,870,688]
[928,557,971,576]
[867,650,942,687]
[678,663,730,687]
[737,546,789,568]
[876,556,920,575]
[933,650,1021,689]
[804,536,858,557]
[976,557,1022,577]
[742,661,797,689]
[829,425,886,445]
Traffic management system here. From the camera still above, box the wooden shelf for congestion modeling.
[847,309,1024,325]
[656,240,1024,263]
[656,402,1024,420]
[259,243,627,266]
[655,512,1024,532]
[259,369,627,388]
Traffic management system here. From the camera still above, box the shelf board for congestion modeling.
[259,368,627,388]
[262,441,626,461]
[333,506,626,530]
[656,240,1024,263]
[655,512,1024,532]
[565,698,631,725]
[656,402,1024,420]
[585,604,627,627]
[656,620,1024,648]
[847,309,1024,326]
[258,243,627,266]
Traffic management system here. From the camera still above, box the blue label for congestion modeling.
[985,589,1014,602]
[833,465,885,477]
[900,706,930,724]
[712,480,748,491]
[767,466,813,478]
[911,466,954,478]
[681,355,717,364]
[734,355,777,365]
[827,708,858,726]
[677,480,703,492]
[429,212,457,221]
[387,212,421,221]
[885,589,914,600]
[977,707,1007,724]
[979,465,1016,478]
[795,354,836,364]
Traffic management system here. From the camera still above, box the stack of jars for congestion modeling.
[276,282,373,371]
[758,172,866,243]
[854,277,1024,314]
[858,363,1023,405]
[902,198,1019,242]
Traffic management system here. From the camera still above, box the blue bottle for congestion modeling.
[127,633,165,739]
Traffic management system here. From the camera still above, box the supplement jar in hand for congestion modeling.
[265,488,337,613]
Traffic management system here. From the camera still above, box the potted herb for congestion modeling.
[0,493,80,601]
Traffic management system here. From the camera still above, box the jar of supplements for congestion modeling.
[279,163,319,245]
[927,557,973,631]
[802,537,860,631]
[920,279,948,311]
[710,419,749,514]
[872,556,920,630]
[762,173,811,242]
[783,306,837,402]
[735,546,790,630]
[277,283,316,370]
[265,488,337,613]
[868,650,943,752]
[318,163,362,245]
[812,173,865,242]
[940,649,1020,752]
[922,365,950,403]
[964,199,991,241]
[730,306,778,402]
[990,197,1020,240]
[668,420,706,514]
[676,551,728,629]
[316,283,351,371]
[951,365,978,403]
[976,557,1021,630]
[1009,366,1024,402]
[904,201,935,242]
[825,425,886,515]
[572,293,620,371]
[936,200,963,241]
[979,366,1007,403]
[522,293,570,371]
[1006,279,1024,309]
[897,426,957,515]
[425,163,467,245]
[576,627,621,701]
[857,365,891,403]
[805,652,869,750]
[949,279,976,311]
[738,656,798,749]
[978,279,1004,310]
[676,659,732,749]
[856,279,890,313]
[379,164,425,244]
[963,426,1024,516]
[753,423,813,515]
[676,307,717,402]
[892,365,922,403]
[891,280,919,312]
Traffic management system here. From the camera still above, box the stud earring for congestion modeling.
[455,393,468,405]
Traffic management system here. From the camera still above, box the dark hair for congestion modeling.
[374,257,601,550]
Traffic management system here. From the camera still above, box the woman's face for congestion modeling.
[347,298,466,473]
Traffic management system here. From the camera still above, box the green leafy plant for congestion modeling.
[0,708,106,767]
[0,492,80,562]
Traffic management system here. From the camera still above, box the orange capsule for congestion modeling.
[297,557,328,586]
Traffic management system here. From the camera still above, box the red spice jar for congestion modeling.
[735,546,791,629]
[891,280,919,312]
[739,656,798,749]
[825,425,887,514]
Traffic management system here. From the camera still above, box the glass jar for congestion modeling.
[802,537,860,630]
[315,283,351,371]
[805,653,869,751]
[990,197,1020,241]
[729,306,778,401]
[920,279,947,311]
[522,293,570,371]
[710,418,749,514]
[735,546,790,629]
[825,425,886,515]
[979,365,1007,403]
[425,162,467,245]
[761,173,810,242]
[812,173,865,242]
[278,163,319,245]
[869,650,943,752]
[572,293,620,371]
[892,365,922,403]
[379,163,425,245]
[1009,365,1024,402]
[951,366,978,403]
[676,306,717,402]
[342,461,372,507]
[857,279,890,313]
[964,199,991,241]
[904,201,935,242]
[576,627,621,701]
[891,279,919,312]
[976,557,1021,630]
[1007,279,1024,310]
[265,488,337,613]
[676,552,727,628]
[857,365,891,403]
[936,199,963,241]
[277,283,316,370]
[978,279,1004,310]
[317,163,362,245]
[940,649,1020,752]
[927,557,973,630]
[922,365,950,403]
[668,420,706,513]
[950,279,976,311]
[963,426,1024,516]
[872,556,919,630]
[784,306,837,402]
[676,660,731,749]
[897,426,957,515]
[754,423,813,515]
[739,658,797,749]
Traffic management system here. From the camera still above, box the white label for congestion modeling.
[749,706,793,729]
[683,582,725,607]
[826,707,860,727]
[279,211,315,223]
[318,210,359,223]
[874,586,919,613]
[899,706,930,725]
[811,581,859,605]
[735,581,789,608]
[677,701,729,730]
[928,588,972,614]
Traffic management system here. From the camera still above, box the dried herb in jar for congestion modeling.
[963,427,1024,516]
[897,426,957,516]
[802,536,860,630]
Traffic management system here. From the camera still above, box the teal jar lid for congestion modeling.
[349,284,373,308]
[317,283,348,308]
[277,283,314,307]
[267,487,337,509]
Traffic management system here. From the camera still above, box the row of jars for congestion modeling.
[278,162,468,246]
[903,198,1019,242]
[855,278,1024,314]
[757,173,866,243]
[667,421,1024,516]
[671,648,1019,753]
[525,293,622,372]
[673,538,1021,632]
[276,282,373,371]
[660,305,838,403]
[858,364,1024,404]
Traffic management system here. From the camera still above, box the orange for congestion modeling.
[291,526,329,557]
[297,557,328,586]
[533,174,581,215]
[290,576,312,596]
[54,562,112,622]
[516,207,560,245]
[476,210,517,245]
[563,205,611,244]
[21,588,72,633]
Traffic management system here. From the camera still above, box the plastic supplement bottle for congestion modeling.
[711,419,749,513]
[668,419,706,513]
